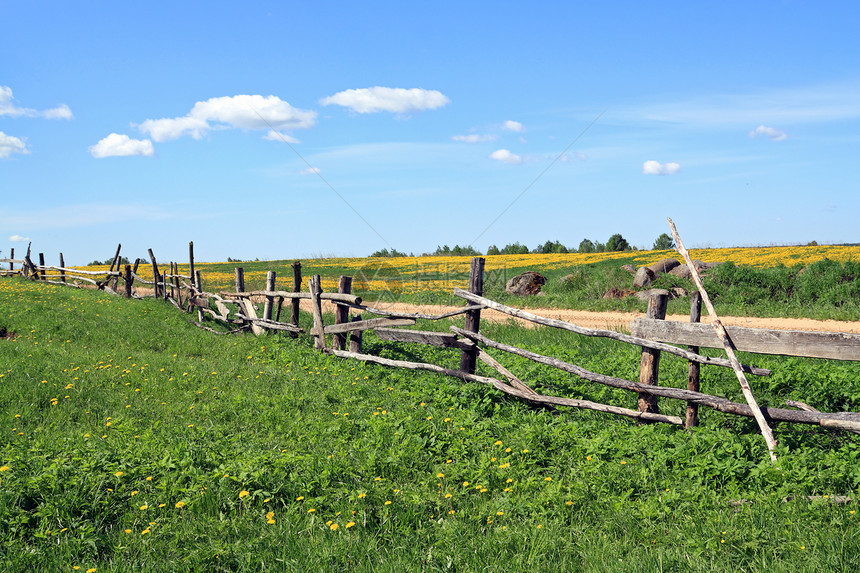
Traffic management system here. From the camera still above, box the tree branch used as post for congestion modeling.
[638,291,667,414]
[290,261,302,339]
[334,276,353,350]
[668,217,778,462]
[686,291,702,428]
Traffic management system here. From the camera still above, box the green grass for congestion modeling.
[1,278,859,571]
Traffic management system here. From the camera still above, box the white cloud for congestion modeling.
[9,235,31,242]
[0,131,29,158]
[490,148,523,165]
[264,130,300,143]
[643,160,681,175]
[42,104,74,120]
[299,167,321,175]
[320,87,450,114]
[451,134,498,143]
[749,125,788,141]
[0,86,72,119]
[89,133,155,158]
[138,94,316,142]
[503,120,525,132]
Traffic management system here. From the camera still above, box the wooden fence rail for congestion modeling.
[6,245,860,444]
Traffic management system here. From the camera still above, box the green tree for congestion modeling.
[652,233,675,250]
[578,239,595,253]
[606,234,630,252]
[486,244,500,256]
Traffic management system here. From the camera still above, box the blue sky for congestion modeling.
[2,1,859,264]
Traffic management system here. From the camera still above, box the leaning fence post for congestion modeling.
[459,257,485,374]
[685,291,703,428]
[59,252,66,284]
[148,249,160,298]
[290,261,302,338]
[334,275,353,350]
[195,270,205,322]
[638,291,668,415]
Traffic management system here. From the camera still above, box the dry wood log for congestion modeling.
[450,326,860,430]
[638,292,667,414]
[263,271,276,321]
[317,317,416,336]
[233,314,303,333]
[326,348,683,425]
[220,290,362,305]
[374,327,476,350]
[40,266,120,276]
[334,276,353,350]
[687,292,702,428]
[42,280,84,288]
[785,400,860,434]
[668,217,778,462]
[453,289,770,376]
[345,303,484,321]
[476,348,539,396]
[460,257,485,374]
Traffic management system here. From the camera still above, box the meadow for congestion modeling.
[1,277,859,571]
[81,244,860,321]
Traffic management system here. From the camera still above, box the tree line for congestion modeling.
[370,233,676,258]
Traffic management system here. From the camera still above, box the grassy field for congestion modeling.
[79,244,860,320]
[1,278,859,571]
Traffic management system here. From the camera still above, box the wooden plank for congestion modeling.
[631,318,860,361]
[318,317,416,336]
[219,290,361,305]
[374,327,474,350]
[190,297,210,308]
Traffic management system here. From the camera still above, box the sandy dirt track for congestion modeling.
[299,300,860,334]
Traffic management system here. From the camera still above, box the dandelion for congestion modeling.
[0,466,9,472]
[437,472,444,478]
[308,508,316,513]
[384,500,392,505]
[141,528,150,535]
[463,481,469,487]
[114,471,123,477]
[124,529,132,534]
[494,440,502,446]
[175,501,186,508]
[146,476,153,481]
[357,493,366,499]
[480,488,487,493]
[86,569,97,573]
[448,510,455,515]
[620,461,627,465]
[586,455,593,461]
[346,521,355,528]
[566,501,573,506]
[445,493,452,498]
[497,511,504,516]
[330,523,339,531]
[139,504,148,510]
[545,477,552,482]
[239,490,250,498]
[296,496,304,501]
[158,504,166,508]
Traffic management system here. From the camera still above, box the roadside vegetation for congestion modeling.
[1,278,859,571]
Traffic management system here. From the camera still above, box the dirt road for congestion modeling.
[301,300,860,334]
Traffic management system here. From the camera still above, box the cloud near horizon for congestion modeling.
[9,235,31,242]
[451,133,498,143]
[137,94,316,142]
[320,87,450,114]
[89,133,155,158]
[643,160,681,175]
[490,148,523,165]
[749,124,788,141]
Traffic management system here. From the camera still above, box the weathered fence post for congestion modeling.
[263,271,276,321]
[334,275,353,350]
[195,270,205,322]
[172,262,181,304]
[148,249,160,298]
[188,241,196,291]
[38,253,46,280]
[124,264,133,298]
[349,314,363,353]
[686,291,702,428]
[59,252,66,284]
[459,257,485,374]
[637,290,668,415]
[290,262,302,338]
[310,275,326,350]
[8,248,13,271]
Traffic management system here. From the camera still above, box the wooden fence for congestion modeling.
[5,244,860,439]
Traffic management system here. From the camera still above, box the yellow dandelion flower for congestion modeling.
[296,496,304,501]
[384,500,392,505]
[545,477,552,482]
[114,471,123,477]
[0,466,9,472]
[445,493,452,498]
[448,510,455,515]
[620,461,627,465]
[139,504,148,510]
[357,493,366,499]
[586,455,593,461]
[463,481,469,487]
[124,529,132,534]
[346,521,355,528]
[175,501,186,508]
[437,472,444,478]
[239,490,250,498]
[566,501,573,506]
[330,523,339,531]
[131,491,138,496]
[496,511,504,516]
[308,508,316,513]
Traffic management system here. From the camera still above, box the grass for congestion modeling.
[1,278,859,571]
